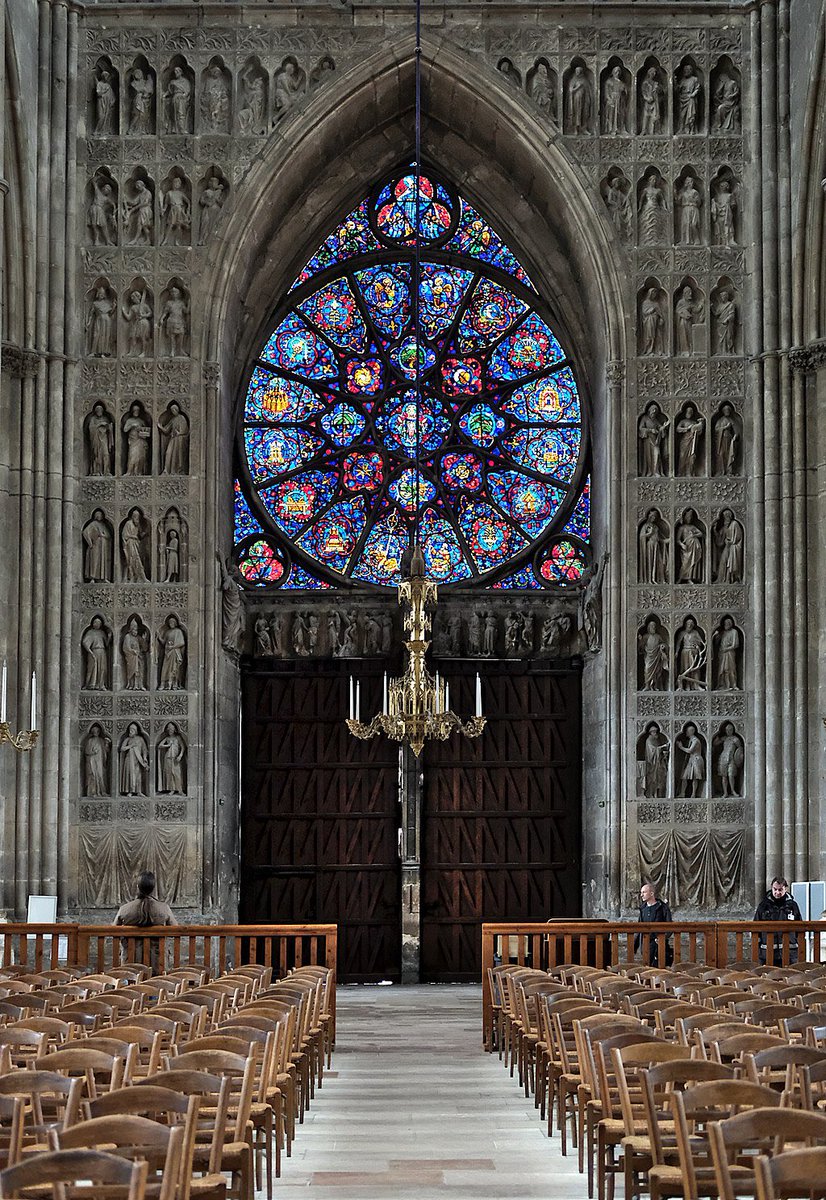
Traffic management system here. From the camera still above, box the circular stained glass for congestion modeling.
[235,165,590,588]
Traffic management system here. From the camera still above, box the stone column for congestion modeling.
[605,360,624,913]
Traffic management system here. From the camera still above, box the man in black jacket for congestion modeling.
[635,881,673,966]
[754,877,802,965]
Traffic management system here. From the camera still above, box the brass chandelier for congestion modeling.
[0,661,39,753]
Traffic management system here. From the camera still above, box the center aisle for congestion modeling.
[274,983,580,1199]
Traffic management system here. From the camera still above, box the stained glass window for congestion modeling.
[235,166,591,589]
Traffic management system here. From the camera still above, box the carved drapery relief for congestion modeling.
[121,403,152,475]
[79,824,188,907]
[637,827,746,908]
[674,402,705,474]
[712,508,744,583]
[161,57,194,134]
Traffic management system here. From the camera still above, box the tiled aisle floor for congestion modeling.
[273,984,582,1198]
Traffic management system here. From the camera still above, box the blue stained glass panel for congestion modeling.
[244,370,325,424]
[502,427,581,481]
[375,392,450,456]
[260,312,338,381]
[488,312,565,382]
[299,278,368,353]
[441,451,483,493]
[389,336,436,381]
[297,496,366,573]
[419,264,474,339]
[492,565,541,589]
[447,201,534,289]
[234,478,263,541]
[319,402,365,448]
[562,477,591,541]
[238,539,285,585]
[458,277,528,350]
[351,511,409,586]
[375,174,453,244]
[458,498,528,573]
[355,265,412,339]
[419,508,472,583]
[294,200,379,286]
[487,470,566,539]
[539,539,587,583]
[258,469,337,538]
[459,404,506,448]
[343,450,383,491]
[388,468,436,513]
[502,367,580,424]
[282,562,331,589]
[245,427,324,483]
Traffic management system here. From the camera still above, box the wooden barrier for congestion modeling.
[481,920,826,1050]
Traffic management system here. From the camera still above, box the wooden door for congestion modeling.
[240,666,401,983]
[420,665,582,982]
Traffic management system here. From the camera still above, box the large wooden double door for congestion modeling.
[240,662,581,982]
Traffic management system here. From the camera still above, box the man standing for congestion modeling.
[636,882,673,966]
[754,877,802,965]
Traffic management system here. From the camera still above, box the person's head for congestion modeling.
[137,871,156,898]
[165,722,176,735]
[646,618,657,633]
[646,507,658,522]
[685,617,696,631]
[170,287,180,299]
[723,616,734,630]
[92,616,102,630]
[171,178,181,191]
[130,507,140,520]
[170,402,180,414]
[92,508,104,521]
[685,175,694,187]
[168,616,178,629]
[646,722,660,737]
[172,66,182,78]
[685,722,697,737]
[682,65,693,78]
[685,402,696,415]
[770,877,789,898]
[647,67,656,80]
[611,65,621,78]
[640,882,656,904]
[646,401,660,417]
[129,618,138,633]
[721,403,733,415]
[724,722,735,736]
[90,723,101,737]
[131,402,141,415]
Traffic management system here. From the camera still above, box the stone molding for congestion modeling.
[1,345,41,379]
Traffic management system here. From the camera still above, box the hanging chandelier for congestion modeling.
[346,0,486,757]
[0,662,39,753]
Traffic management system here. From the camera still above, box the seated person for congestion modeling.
[754,876,801,965]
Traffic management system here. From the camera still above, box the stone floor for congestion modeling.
[272,983,582,1198]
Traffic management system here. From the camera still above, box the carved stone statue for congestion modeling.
[123,403,151,475]
[339,611,358,657]
[641,722,669,798]
[380,613,392,653]
[238,66,266,134]
[605,173,633,241]
[200,63,230,132]
[677,176,703,245]
[566,64,592,133]
[519,612,533,651]
[444,614,461,655]
[157,722,187,795]
[578,552,608,652]
[541,613,573,657]
[87,403,114,475]
[87,286,116,357]
[87,177,117,246]
[483,613,497,656]
[638,173,668,245]
[638,402,670,476]
[713,616,741,691]
[603,65,628,134]
[120,723,149,796]
[198,176,226,245]
[713,403,740,475]
[83,510,112,583]
[505,611,520,653]
[711,180,737,245]
[158,616,186,690]
[159,288,189,358]
[157,403,189,475]
[675,617,706,691]
[161,178,191,246]
[676,404,705,476]
[309,56,335,90]
[639,287,666,356]
[127,68,154,135]
[496,57,521,89]
[121,508,149,582]
[675,287,702,356]
[712,72,741,132]
[123,179,154,246]
[254,615,274,656]
[292,612,309,656]
[527,60,555,115]
[639,66,663,134]
[94,68,117,136]
[638,508,669,584]
[82,616,111,691]
[639,619,668,691]
[675,64,701,133]
[716,722,744,797]
[274,57,306,117]
[122,289,153,357]
[217,555,245,656]
[676,723,705,797]
[121,617,149,691]
[466,610,482,656]
[271,613,285,655]
[676,507,704,583]
[162,531,181,583]
[307,614,319,654]
[712,289,738,355]
[83,724,111,797]
[713,509,744,583]
[164,65,192,134]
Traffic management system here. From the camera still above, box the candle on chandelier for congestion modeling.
[383,672,387,713]
[1,659,6,723]
[30,671,37,731]
[475,672,481,717]
[435,670,440,713]
[349,676,354,720]
[444,679,450,714]
[355,680,360,722]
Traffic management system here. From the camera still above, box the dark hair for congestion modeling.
[134,870,157,926]
[771,876,789,889]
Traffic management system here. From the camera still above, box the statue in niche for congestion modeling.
[639,173,668,245]
[292,612,309,656]
[254,615,274,657]
[121,617,149,691]
[505,611,520,653]
[309,56,335,90]
[275,57,307,117]
[566,65,592,133]
[519,612,533,651]
[713,616,741,691]
[483,613,497,656]
[122,289,153,357]
[713,289,738,356]
[603,65,628,135]
[712,72,741,132]
[216,554,245,656]
[238,67,266,134]
[94,68,117,136]
[159,288,189,358]
[605,173,632,241]
[676,404,705,476]
[123,403,150,475]
[87,403,114,476]
[676,723,705,797]
[306,614,318,654]
[339,611,358,657]
[121,508,149,582]
[639,67,663,134]
[642,722,669,798]
[161,179,190,246]
[444,613,461,655]
[541,613,573,656]
[638,402,670,477]
[164,66,192,134]
[82,617,111,691]
[160,522,181,583]
[86,287,116,357]
[496,57,521,89]
[638,508,669,584]
[639,619,668,691]
[83,509,112,583]
[711,180,737,245]
[157,402,189,474]
[271,614,285,655]
[578,552,608,652]
[158,616,186,690]
[675,617,706,691]
[201,64,230,132]
[677,176,703,245]
[364,614,381,655]
[676,508,704,583]
[327,611,341,654]
[675,64,701,133]
[157,722,186,795]
[675,287,703,357]
[127,68,154,135]
[87,177,117,246]
[713,404,741,476]
[83,724,111,797]
[527,60,555,115]
[120,723,149,796]
[639,288,666,356]
[123,180,154,246]
[467,610,482,656]
[380,613,392,653]
[713,508,744,583]
[198,176,226,245]
[716,722,744,797]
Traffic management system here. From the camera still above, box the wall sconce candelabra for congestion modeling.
[0,661,39,752]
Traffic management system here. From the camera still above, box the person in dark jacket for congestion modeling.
[754,877,802,965]
[635,881,673,966]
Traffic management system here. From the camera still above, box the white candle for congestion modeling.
[382,672,387,713]
[349,676,354,719]
[444,680,450,713]
[475,672,481,717]
[355,681,360,722]
[435,671,440,712]
[30,671,37,731]
[1,659,6,723]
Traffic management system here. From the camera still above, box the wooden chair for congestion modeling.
[799,1058,826,1110]
[0,1098,23,1169]
[134,1071,230,1200]
[50,1116,184,1200]
[709,1107,826,1200]
[107,967,153,985]
[33,1046,128,1097]
[90,1026,163,1077]
[711,1032,787,1066]
[0,1029,47,1068]
[0,1071,84,1147]
[753,1146,826,1200]
[0,1148,148,1200]
[743,1043,826,1091]
[222,1014,295,1161]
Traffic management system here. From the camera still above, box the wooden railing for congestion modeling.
[481,920,826,1049]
